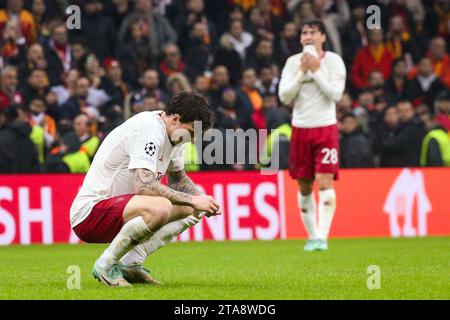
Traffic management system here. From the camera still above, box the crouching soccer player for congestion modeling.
[279,19,346,251]
[70,91,220,286]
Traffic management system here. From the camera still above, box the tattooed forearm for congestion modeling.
[167,170,202,196]
[134,168,193,206]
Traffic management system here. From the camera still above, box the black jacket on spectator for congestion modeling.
[183,37,212,81]
[378,118,425,167]
[213,48,242,86]
[340,128,375,168]
[405,76,446,111]
[59,97,86,120]
[384,77,410,105]
[0,122,39,173]
[72,12,116,62]
[43,42,71,86]
[118,40,154,90]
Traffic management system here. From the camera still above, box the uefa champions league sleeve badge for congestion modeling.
[144,142,157,157]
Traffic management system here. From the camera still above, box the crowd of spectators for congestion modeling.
[0,0,449,174]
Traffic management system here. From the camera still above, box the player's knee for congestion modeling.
[317,178,333,191]
[140,198,172,230]
[299,180,313,195]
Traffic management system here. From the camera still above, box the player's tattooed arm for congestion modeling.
[167,170,202,196]
[133,168,193,206]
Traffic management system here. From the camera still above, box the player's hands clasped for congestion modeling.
[301,53,321,73]
[192,195,221,216]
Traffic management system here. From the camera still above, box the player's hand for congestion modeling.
[192,195,220,215]
[300,54,310,73]
[308,55,321,73]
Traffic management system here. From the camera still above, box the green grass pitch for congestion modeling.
[0,237,449,300]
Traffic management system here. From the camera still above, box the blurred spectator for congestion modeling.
[20,68,50,101]
[385,14,418,66]
[213,32,243,86]
[336,92,353,124]
[81,53,114,98]
[17,43,47,86]
[103,58,129,114]
[46,113,100,173]
[341,0,368,66]
[405,57,446,109]
[223,19,253,62]
[373,105,401,167]
[136,69,169,104]
[0,18,26,65]
[30,0,54,40]
[0,0,38,46]
[409,36,450,89]
[0,105,40,173]
[253,93,279,130]
[216,87,254,130]
[385,58,410,105]
[118,0,177,62]
[117,19,154,88]
[50,68,79,107]
[71,39,89,71]
[208,65,230,107]
[0,65,23,111]
[351,29,394,90]
[142,94,165,112]
[275,21,300,66]
[290,0,316,29]
[312,0,351,56]
[236,68,263,116]
[340,113,374,168]
[353,89,374,133]
[253,0,282,38]
[367,70,386,102]
[166,72,192,97]
[418,104,450,167]
[60,77,99,121]
[75,0,116,62]
[159,43,190,83]
[26,96,55,164]
[176,0,218,53]
[183,21,213,79]
[28,96,56,147]
[124,92,144,120]
[245,38,277,72]
[256,65,278,96]
[193,74,210,95]
[103,0,131,29]
[44,20,72,86]
[378,101,425,167]
[424,0,450,39]
[259,108,292,170]
[434,91,450,132]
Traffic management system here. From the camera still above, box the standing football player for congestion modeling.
[278,19,346,251]
[70,91,220,286]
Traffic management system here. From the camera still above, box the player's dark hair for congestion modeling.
[299,19,327,35]
[165,91,215,130]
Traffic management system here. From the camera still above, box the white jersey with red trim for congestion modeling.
[70,111,184,228]
[278,51,347,128]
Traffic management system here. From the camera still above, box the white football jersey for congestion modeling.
[279,51,347,128]
[70,111,185,227]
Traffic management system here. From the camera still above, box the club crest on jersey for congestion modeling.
[144,142,156,157]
